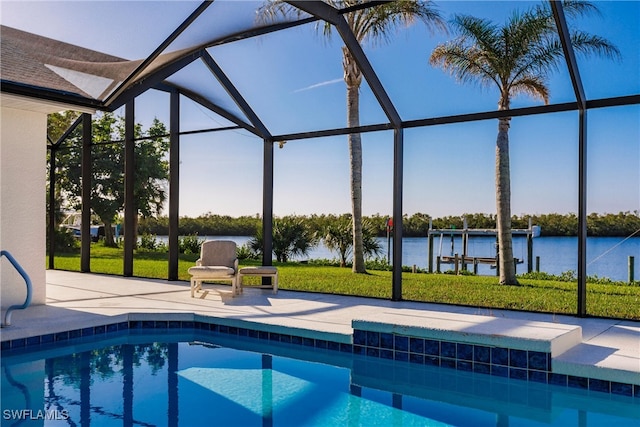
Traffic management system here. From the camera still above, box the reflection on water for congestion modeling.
[2,335,638,427]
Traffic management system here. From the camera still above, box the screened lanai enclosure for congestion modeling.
[1,1,638,317]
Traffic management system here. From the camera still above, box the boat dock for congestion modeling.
[426,219,540,274]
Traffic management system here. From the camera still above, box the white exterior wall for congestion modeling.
[1,105,48,308]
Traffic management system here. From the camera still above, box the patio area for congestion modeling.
[2,270,638,390]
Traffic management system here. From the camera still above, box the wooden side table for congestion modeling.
[236,266,278,295]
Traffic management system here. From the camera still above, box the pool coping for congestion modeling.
[2,312,639,398]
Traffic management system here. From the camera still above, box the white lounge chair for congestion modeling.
[188,240,238,297]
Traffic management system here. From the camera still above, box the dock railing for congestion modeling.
[1,250,32,327]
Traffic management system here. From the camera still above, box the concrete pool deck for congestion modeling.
[2,270,639,387]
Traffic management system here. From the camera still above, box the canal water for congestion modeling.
[397,235,638,282]
[163,235,638,282]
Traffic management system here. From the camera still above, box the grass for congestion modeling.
[50,245,640,320]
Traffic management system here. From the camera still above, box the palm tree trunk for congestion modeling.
[344,48,365,273]
[496,117,519,285]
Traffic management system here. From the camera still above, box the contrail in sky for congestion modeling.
[293,78,343,93]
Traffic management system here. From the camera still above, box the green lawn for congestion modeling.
[50,246,640,320]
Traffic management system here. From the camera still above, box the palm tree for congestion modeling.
[249,216,318,262]
[429,0,619,285]
[323,216,353,267]
[258,0,445,273]
[324,215,382,267]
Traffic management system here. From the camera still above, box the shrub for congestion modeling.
[138,233,167,252]
[518,271,563,281]
[48,228,80,253]
[519,270,635,286]
[236,243,258,260]
[365,257,393,271]
[442,269,475,276]
[179,235,203,255]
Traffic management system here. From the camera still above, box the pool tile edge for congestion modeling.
[2,314,637,398]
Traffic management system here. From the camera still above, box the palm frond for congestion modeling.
[534,0,601,22]
[509,75,550,104]
[431,0,619,109]
[431,15,505,88]
[255,0,305,25]
[355,0,446,45]
[509,38,564,88]
[451,14,500,52]
[430,42,499,89]
[561,0,601,18]
[257,1,445,47]
[570,31,622,61]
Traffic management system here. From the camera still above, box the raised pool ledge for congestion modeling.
[352,311,583,357]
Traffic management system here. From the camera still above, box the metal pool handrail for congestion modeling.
[1,250,32,327]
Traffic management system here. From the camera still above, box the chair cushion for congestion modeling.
[188,266,235,277]
[200,240,237,267]
[239,266,278,275]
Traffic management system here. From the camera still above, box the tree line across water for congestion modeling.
[138,211,640,239]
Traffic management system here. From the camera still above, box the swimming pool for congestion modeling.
[2,328,638,427]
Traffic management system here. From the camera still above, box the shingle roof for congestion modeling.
[1,25,135,101]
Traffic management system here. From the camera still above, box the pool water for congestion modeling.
[2,331,638,427]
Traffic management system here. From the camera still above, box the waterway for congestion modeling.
[395,235,638,282]
[162,235,639,282]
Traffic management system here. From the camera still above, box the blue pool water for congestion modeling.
[2,331,638,427]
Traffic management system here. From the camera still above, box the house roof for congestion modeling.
[1,25,129,105]
[1,24,199,111]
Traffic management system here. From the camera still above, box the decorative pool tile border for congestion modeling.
[2,319,638,398]
[353,329,552,374]
[1,321,131,349]
[352,328,639,398]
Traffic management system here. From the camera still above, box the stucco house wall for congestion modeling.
[1,102,47,309]
[1,94,90,311]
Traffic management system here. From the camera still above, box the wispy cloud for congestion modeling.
[293,78,343,93]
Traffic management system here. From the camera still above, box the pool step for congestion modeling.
[353,311,582,356]
[353,310,639,387]
[553,343,640,385]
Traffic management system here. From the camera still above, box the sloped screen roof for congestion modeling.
[1,0,638,138]
[0,1,309,117]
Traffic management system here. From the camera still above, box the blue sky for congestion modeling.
[2,1,639,219]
